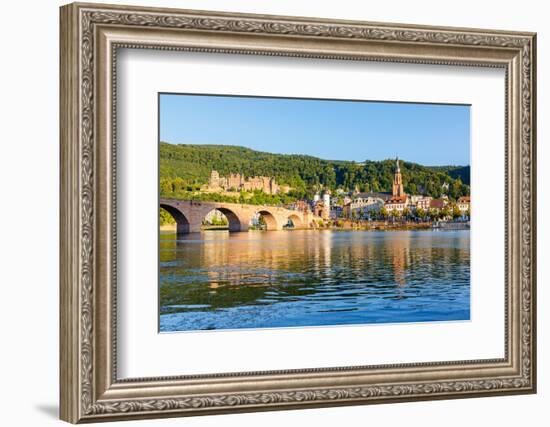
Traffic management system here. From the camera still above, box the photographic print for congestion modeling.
[158,94,471,333]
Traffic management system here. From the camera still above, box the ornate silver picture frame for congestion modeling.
[60,2,536,423]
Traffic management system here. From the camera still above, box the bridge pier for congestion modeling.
[176,222,190,235]
[237,221,250,232]
[188,222,203,234]
[227,221,241,232]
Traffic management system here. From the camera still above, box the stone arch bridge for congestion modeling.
[160,198,322,234]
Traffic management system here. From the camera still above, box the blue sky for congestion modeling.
[159,93,470,166]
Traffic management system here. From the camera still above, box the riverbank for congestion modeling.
[322,220,469,231]
[160,221,469,232]
[160,224,231,231]
[160,223,176,231]
[328,220,432,231]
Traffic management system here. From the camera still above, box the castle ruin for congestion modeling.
[204,170,290,195]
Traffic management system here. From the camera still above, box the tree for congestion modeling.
[416,207,426,221]
[390,209,400,219]
[452,205,461,220]
[159,207,175,225]
[428,208,439,221]
[379,207,389,219]
[172,177,186,193]
[450,178,464,200]
[402,207,411,219]
[159,178,174,196]
[441,206,451,220]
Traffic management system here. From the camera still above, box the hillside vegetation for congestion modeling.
[160,142,470,201]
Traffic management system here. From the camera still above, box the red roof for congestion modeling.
[385,196,408,206]
[430,199,446,209]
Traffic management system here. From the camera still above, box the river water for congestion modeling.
[159,229,470,332]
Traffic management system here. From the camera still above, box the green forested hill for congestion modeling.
[429,165,471,185]
[160,142,470,200]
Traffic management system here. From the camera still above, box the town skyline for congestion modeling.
[175,161,469,222]
[160,93,470,166]
[160,157,471,234]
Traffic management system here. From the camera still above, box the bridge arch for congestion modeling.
[287,214,303,229]
[209,207,242,232]
[160,204,190,235]
[256,209,282,231]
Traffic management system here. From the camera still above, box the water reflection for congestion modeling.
[160,230,470,332]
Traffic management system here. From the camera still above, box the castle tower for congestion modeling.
[209,170,220,190]
[323,190,331,211]
[392,157,404,197]
[269,178,279,195]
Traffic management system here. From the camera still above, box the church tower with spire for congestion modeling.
[392,157,405,197]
